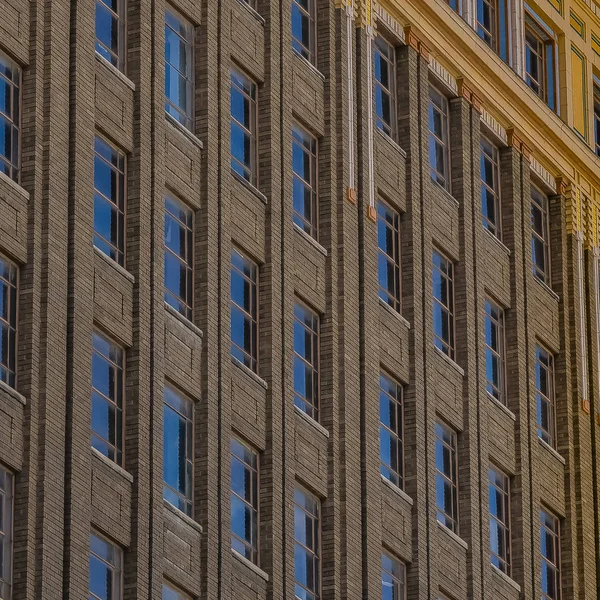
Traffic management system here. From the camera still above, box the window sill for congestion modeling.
[436,519,468,550]
[378,297,411,329]
[165,112,203,150]
[292,48,325,81]
[488,394,516,421]
[431,178,459,208]
[380,473,413,506]
[95,51,135,91]
[491,564,521,593]
[231,170,268,204]
[483,226,511,256]
[163,498,203,534]
[91,447,133,483]
[537,437,565,465]
[532,274,560,303]
[93,246,135,283]
[231,355,268,390]
[231,549,269,581]
[235,0,265,25]
[375,128,407,159]
[0,379,26,406]
[433,345,464,377]
[164,302,203,338]
[293,223,327,256]
[294,405,329,438]
[0,169,29,200]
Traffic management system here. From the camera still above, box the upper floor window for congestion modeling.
[230,437,259,564]
[435,421,458,533]
[292,0,316,65]
[94,136,125,266]
[428,86,451,191]
[484,299,506,405]
[292,125,318,239]
[89,532,122,600]
[165,8,194,129]
[92,332,124,465]
[231,249,258,372]
[0,466,13,600]
[294,486,320,600]
[432,250,455,360]
[163,384,193,516]
[0,53,20,183]
[381,553,406,600]
[164,195,193,319]
[379,373,404,489]
[477,0,509,62]
[0,256,17,389]
[540,509,561,600]
[536,345,556,448]
[489,466,511,574]
[594,83,600,157]
[531,185,551,286]
[377,199,401,313]
[374,36,397,140]
[445,0,461,13]
[230,70,258,186]
[480,137,502,238]
[163,582,192,600]
[294,302,320,421]
[95,0,125,70]
[525,13,557,112]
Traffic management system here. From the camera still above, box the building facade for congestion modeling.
[2,0,600,598]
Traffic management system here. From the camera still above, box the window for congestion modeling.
[230,437,259,564]
[165,8,193,129]
[480,137,501,238]
[531,185,551,286]
[489,466,510,574]
[525,13,557,112]
[435,421,458,533]
[484,300,506,404]
[0,466,12,600]
[94,136,125,266]
[294,486,320,600]
[163,384,193,515]
[95,0,125,70]
[294,302,320,420]
[377,200,401,312]
[162,582,192,600]
[428,86,450,191]
[292,0,316,65]
[292,126,318,239]
[0,256,17,389]
[432,251,455,360]
[381,553,405,600]
[594,84,600,157]
[89,533,122,600]
[445,0,460,14]
[0,53,20,183]
[230,249,258,372]
[540,509,561,600]
[91,332,124,465]
[164,195,193,319]
[162,581,192,600]
[536,345,556,447]
[477,0,509,62]
[374,36,397,139]
[230,70,258,186]
[379,373,404,489]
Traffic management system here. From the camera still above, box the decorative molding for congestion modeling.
[355,0,372,27]
[373,2,405,42]
[428,56,458,95]
[403,25,420,51]
[346,186,357,203]
[506,128,523,152]
[530,156,556,193]
[368,204,377,221]
[480,108,508,144]
[457,78,473,102]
